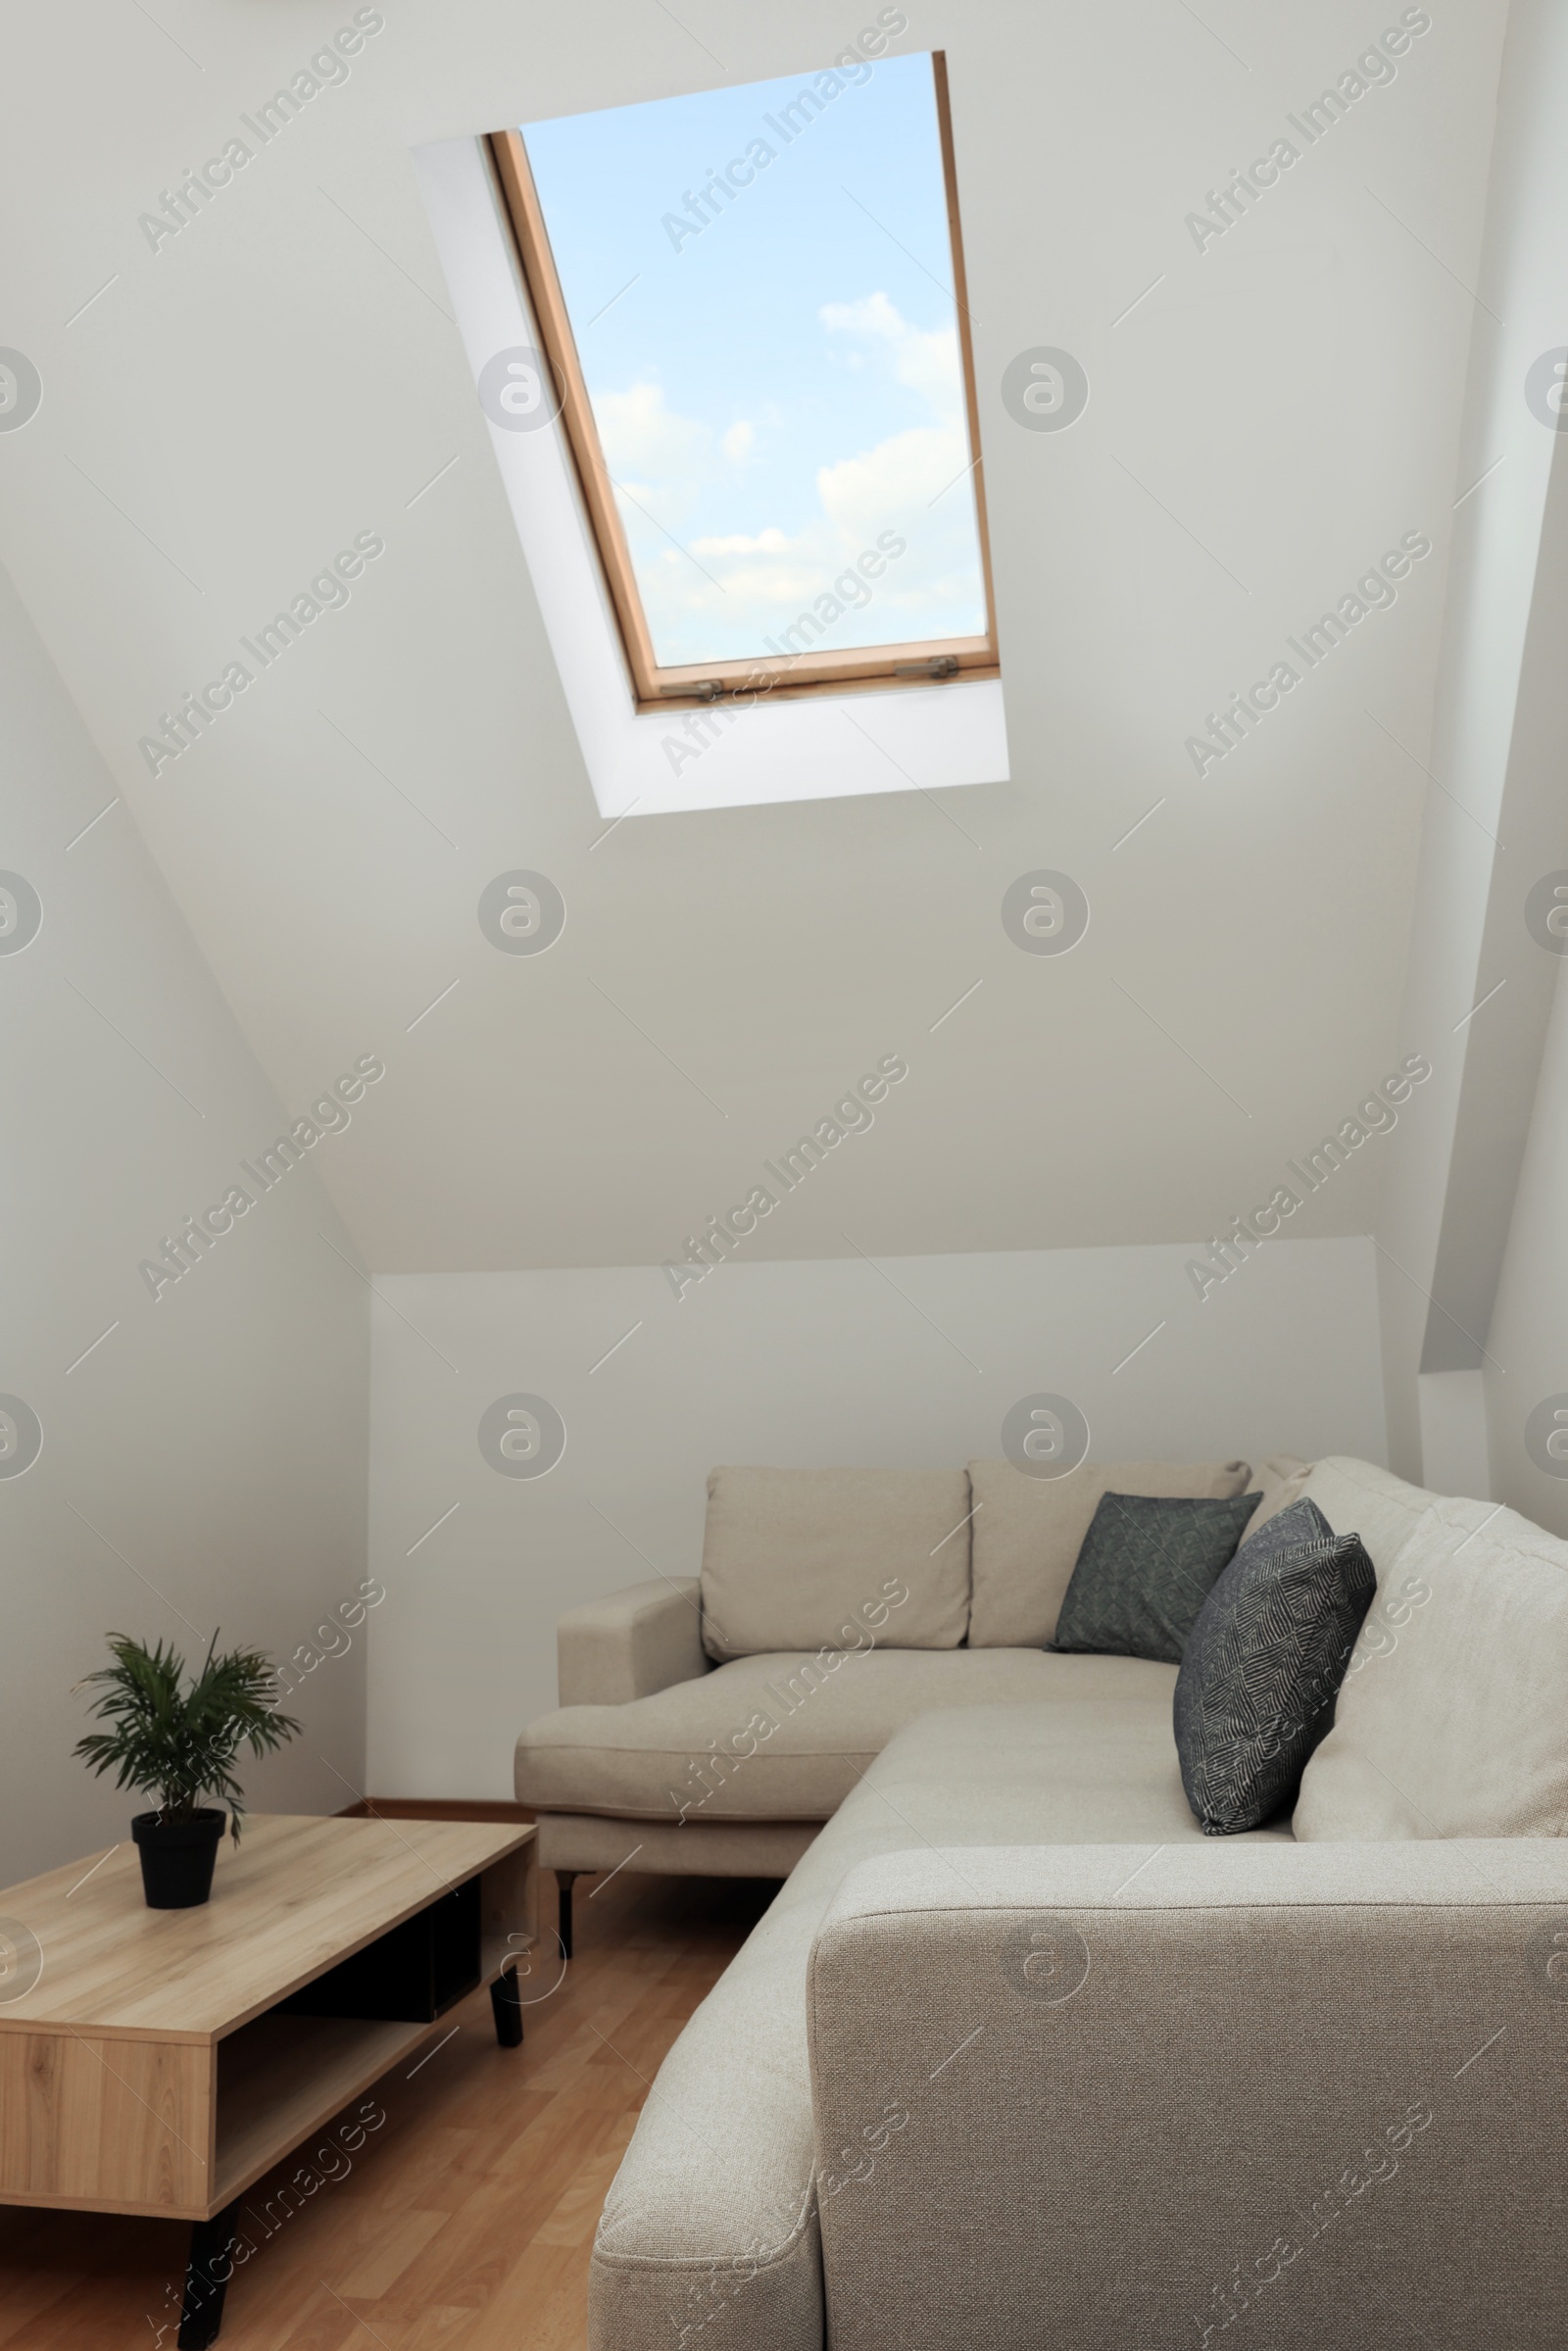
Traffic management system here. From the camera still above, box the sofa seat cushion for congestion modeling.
[590,1700,1290,2349]
[966,1457,1254,1646]
[1296,1503,1568,1839]
[514,1648,1179,1825]
[780,1690,1289,1872]
[700,1464,972,1660]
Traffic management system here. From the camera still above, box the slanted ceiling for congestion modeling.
[0,0,1507,1271]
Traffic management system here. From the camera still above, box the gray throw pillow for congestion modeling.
[1052,1490,1261,1665]
[1174,1496,1376,1835]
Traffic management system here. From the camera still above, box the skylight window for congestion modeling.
[492,48,996,710]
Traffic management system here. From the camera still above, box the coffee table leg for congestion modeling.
[490,1962,524,2047]
[177,2200,241,2348]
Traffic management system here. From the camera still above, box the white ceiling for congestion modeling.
[0,0,1509,1271]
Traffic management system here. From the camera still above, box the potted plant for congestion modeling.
[74,1633,302,1909]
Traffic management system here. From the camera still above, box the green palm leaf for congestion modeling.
[74,1632,303,1840]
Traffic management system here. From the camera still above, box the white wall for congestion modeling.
[0,561,370,1886]
[1486,960,1568,1537]
[367,1236,1386,1796]
[1416,1368,1492,1499]
[1374,0,1568,1475]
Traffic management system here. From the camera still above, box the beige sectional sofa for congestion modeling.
[514,1452,1568,2350]
[516,1456,1262,1937]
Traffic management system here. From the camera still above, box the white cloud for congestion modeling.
[690,526,789,556]
[595,296,985,661]
[819,291,964,422]
[592,378,710,488]
[816,422,969,540]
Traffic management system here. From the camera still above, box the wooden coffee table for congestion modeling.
[0,1813,537,2345]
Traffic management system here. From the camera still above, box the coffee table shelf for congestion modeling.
[214,2011,438,2206]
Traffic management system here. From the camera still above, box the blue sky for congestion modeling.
[522,52,987,666]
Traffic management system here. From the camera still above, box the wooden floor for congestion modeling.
[0,1870,775,2350]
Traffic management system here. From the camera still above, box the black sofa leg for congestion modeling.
[559,1871,577,1961]
[490,1964,524,2047]
[177,2200,241,2348]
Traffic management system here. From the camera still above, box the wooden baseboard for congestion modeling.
[336,1798,535,1824]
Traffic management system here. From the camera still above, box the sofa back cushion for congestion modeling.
[1287,1454,1495,1580]
[699,1466,971,1661]
[965,1459,1253,1647]
[1238,1454,1311,1542]
[1295,1503,1568,1839]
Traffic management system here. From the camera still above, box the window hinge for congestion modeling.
[893,656,960,680]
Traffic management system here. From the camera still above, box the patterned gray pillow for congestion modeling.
[1174,1496,1376,1835]
[1052,1490,1261,1665]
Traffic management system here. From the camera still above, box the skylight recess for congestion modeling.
[492,47,996,709]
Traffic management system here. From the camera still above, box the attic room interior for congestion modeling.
[4,0,1568,2343]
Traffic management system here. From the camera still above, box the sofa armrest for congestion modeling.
[557,1576,709,1707]
[808,1840,1568,2351]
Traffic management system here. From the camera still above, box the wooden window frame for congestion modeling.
[488,53,997,714]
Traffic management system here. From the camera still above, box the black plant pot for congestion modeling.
[131,1808,226,1909]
